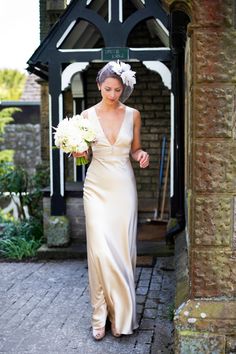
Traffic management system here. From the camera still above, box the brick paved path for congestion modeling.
[0,257,175,354]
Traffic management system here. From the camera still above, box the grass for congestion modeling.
[0,237,42,260]
[167,303,176,321]
[0,217,43,260]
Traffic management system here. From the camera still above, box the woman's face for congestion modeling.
[98,77,123,104]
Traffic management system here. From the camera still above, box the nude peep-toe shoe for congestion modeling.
[92,327,105,341]
[111,323,121,338]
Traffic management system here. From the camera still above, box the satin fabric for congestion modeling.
[83,106,138,334]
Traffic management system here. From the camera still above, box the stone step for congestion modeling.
[37,240,174,266]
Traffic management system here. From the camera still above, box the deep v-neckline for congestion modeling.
[94,106,127,146]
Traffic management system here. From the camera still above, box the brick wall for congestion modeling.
[40,0,66,41]
[40,0,51,41]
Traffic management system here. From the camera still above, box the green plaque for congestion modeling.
[102,47,129,61]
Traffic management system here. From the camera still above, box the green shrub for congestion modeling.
[1,217,43,240]
[0,167,29,219]
[0,237,41,260]
[0,163,49,260]
[167,303,175,321]
[0,210,14,223]
[0,217,43,260]
[0,163,49,220]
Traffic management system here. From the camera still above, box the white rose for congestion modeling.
[76,141,89,153]
[82,129,96,142]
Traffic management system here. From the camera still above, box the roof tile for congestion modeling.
[20,74,41,102]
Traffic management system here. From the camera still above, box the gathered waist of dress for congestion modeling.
[92,153,130,163]
[92,146,131,159]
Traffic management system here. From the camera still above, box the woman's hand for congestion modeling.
[72,151,89,159]
[132,149,149,168]
[130,110,149,168]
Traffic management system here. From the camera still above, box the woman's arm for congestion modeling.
[131,109,149,169]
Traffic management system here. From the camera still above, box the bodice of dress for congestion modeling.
[87,106,134,161]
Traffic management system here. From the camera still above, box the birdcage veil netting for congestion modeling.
[96,61,136,103]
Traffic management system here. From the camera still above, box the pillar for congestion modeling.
[170,1,236,353]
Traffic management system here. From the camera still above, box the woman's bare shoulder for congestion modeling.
[81,105,97,119]
[128,106,141,122]
[122,104,138,113]
[124,105,140,117]
[81,109,89,119]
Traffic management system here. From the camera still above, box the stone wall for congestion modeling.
[189,0,236,300]
[43,196,86,242]
[174,231,189,308]
[2,124,41,176]
[165,0,236,352]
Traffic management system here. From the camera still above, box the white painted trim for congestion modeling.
[73,99,77,182]
[170,93,174,198]
[58,94,65,197]
[61,62,89,90]
[143,61,171,89]
[59,93,63,121]
[56,20,76,48]
[156,18,169,36]
[59,48,102,52]
[130,47,170,51]
[73,99,76,114]
[49,94,53,197]
[73,160,77,182]
[108,0,112,23]
[119,0,123,23]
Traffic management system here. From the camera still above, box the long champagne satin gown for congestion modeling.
[83,106,139,335]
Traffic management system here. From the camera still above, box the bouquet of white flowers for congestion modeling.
[53,114,96,165]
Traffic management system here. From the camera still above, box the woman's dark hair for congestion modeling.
[96,62,134,103]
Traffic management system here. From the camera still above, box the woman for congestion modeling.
[73,61,149,340]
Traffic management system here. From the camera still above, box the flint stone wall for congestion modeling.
[2,124,41,176]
